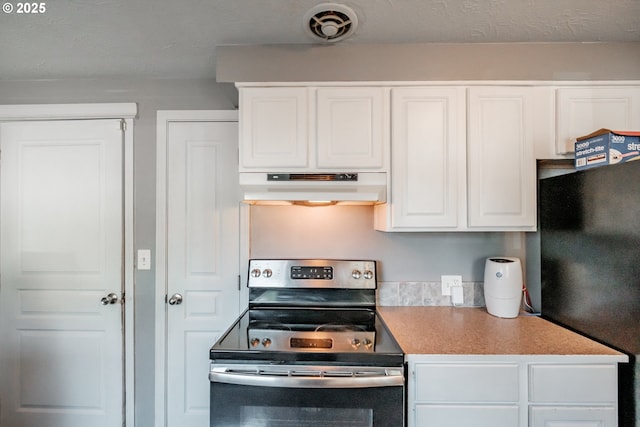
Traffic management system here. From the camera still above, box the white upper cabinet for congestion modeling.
[374,87,466,230]
[376,86,537,232]
[556,86,640,154]
[239,86,388,172]
[316,87,386,169]
[239,87,309,169]
[240,82,639,232]
[467,87,537,229]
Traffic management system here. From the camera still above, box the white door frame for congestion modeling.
[155,110,248,427]
[0,102,137,426]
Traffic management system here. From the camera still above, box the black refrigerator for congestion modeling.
[539,160,640,427]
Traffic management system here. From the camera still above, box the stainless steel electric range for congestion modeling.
[209,259,405,427]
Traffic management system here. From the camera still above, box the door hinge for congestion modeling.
[238,275,241,291]
[120,120,126,131]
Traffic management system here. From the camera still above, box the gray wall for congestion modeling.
[250,205,525,282]
[217,42,640,82]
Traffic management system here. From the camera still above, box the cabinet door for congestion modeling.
[239,87,308,169]
[316,87,386,169]
[530,406,617,427]
[467,87,536,229]
[556,87,640,154]
[383,87,465,229]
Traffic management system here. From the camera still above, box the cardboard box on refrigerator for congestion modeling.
[574,128,640,170]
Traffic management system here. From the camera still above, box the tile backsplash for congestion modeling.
[377,281,485,307]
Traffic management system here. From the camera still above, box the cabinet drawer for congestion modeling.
[530,405,617,426]
[415,363,519,402]
[529,364,617,403]
[416,404,519,427]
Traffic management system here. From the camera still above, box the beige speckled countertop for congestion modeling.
[378,306,626,357]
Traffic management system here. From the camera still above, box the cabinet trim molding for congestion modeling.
[0,103,137,120]
[236,81,640,88]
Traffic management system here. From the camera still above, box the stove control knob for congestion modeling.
[351,270,362,279]
[262,338,272,348]
[262,268,273,278]
[250,268,261,278]
[351,339,361,349]
[363,270,374,280]
[250,338,260,347]
[363,339,373,350]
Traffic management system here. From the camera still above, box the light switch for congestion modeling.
[137,249,151,270]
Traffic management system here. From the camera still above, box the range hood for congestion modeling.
[239,172,387,205]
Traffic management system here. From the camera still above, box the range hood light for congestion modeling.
[292,200,337,207]
[244,200,294,206]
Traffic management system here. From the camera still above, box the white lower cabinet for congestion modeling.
[411,362,519,427]
[410,361,520,427]
[408,357,621,427]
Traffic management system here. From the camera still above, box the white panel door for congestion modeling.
[467,87,537,229]
[0,120,124,427]
[166,121,240,427]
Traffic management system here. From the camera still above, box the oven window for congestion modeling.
[210,383,403,427]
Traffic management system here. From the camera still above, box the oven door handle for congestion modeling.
[209,369,404,389]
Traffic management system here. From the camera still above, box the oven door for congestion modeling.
[209,364,405,427]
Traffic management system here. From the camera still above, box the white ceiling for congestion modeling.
[1,0,639,80]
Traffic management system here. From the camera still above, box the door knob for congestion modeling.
[168,293,183,305]
[101,293,119,305]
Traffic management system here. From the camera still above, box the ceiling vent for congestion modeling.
[303,3,359,43]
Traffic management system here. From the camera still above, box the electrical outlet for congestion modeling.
[441,275,462,296]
